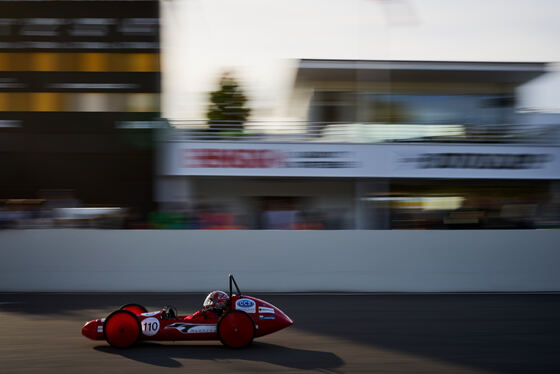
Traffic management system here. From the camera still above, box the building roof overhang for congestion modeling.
[296,59,547,85]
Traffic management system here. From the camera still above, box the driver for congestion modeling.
[183,290,229,322]
[202,290,229,313]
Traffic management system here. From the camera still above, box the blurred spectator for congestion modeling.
[293,211,326,230]
[261,199,299,229]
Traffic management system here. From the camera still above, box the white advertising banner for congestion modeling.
[160,142,560,179]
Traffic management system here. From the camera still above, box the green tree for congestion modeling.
[206,73,250,132]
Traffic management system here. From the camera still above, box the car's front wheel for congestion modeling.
[217,310,255,348]
[103,310,141,348]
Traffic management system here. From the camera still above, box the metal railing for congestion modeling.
[165,120,560,145]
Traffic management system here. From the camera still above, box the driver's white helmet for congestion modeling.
[203,290,229,310]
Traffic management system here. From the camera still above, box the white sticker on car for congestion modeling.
[97,326,103,333]
[165,323,217,334]
[186,325,217,334]
[235,298,256,314]
[141,311,159,317]
[258,306,275,314]
[141,317,160,336]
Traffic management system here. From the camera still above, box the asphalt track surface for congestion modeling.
[1,293,559,374]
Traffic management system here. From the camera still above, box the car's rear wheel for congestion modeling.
[120,303,148,315]
[217,310,255,348]
[103,310,141,348]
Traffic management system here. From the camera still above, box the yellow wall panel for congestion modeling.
[8,93,31,111]
[0,54,9,70]
[0,93,10,111]
[31,92,64,111]
[81,53,107,72]
[33,53,59,71]
[0,92,158,111]
[8,53,32,71]
[107,53,128,72]
[129,53,160,72]
[0,53,160,72]
[57,53,80,71]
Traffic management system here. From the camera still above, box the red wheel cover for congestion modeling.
[103,310,141,348]
[218,311,255,348]
[120,304,147,315]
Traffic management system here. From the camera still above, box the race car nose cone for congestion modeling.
[274,308,293,330]
[81,320,98,340]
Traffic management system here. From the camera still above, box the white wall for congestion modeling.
[1,229,559,292]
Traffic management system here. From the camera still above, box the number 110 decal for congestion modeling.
[142,317,160,336]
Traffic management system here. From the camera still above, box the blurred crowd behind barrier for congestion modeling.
[366,187,560,230]
[0,198,340,230]
[2,184,559,230]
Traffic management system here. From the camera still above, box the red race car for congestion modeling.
[82,275,293,348]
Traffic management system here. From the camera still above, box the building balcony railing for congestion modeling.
[165,120,560,145]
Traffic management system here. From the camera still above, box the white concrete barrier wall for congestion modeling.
[1,229,559,292]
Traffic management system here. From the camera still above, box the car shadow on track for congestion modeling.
[94,342,344,371]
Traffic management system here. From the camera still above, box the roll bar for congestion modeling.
[228,274,242,298]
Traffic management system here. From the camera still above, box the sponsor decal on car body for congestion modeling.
[258,306,275,314]
[235,298,256,313]
[165,323,217,334]
[259,315,276,320]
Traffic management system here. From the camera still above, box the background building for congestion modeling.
[0,0,160,225]
[158,59,560,230]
